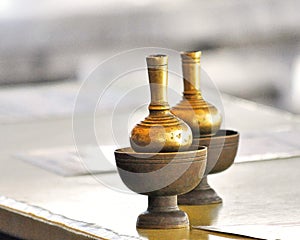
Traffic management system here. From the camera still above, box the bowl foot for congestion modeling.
[178,176,222,205]
[137,196,189,229]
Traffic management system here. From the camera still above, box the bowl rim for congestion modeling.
[114,146,207,162]
[193,129,239,141]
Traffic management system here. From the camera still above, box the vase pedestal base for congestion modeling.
[178,176,222,205]
[137,196,189,229]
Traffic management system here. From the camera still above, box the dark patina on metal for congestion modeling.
[178,130,239,205]
[114,147,207,229]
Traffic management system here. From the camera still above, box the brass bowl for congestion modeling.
[193,129,239,175]
[178,130,239,205]
[115,147,207,229]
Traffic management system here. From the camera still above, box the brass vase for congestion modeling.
[171,51,222,138]
[171,51,240,205]
[130,54,193,153]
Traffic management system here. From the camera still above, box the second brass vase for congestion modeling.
[171,51,222,138]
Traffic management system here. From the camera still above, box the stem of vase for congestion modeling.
[193,175,210,191]
[146,55,170,112]
[147,196,179,213]
[181,51,202,97]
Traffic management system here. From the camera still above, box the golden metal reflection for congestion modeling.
[137,204,248,239]
[137,227,247,240]
[179,204,222,226]
[137,227,190,240]
[130,54,193,153]
[171,51,222,137]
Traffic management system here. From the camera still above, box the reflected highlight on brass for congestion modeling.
[137,227,189,240]
[180,203,222,226]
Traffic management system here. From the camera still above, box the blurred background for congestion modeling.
[1,0,300,123]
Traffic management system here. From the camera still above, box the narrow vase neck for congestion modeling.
[181,51,202,96]
[182,61,201,95]
[147,55,170,111]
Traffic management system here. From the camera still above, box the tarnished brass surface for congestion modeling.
[114,147,207,229]
[171,51,222,137]
[178,176,222,205]
[130,54,192,153]
[137,196,189,229]
[178,130,239,205]
[194,130,239,174]
[115,147,207,196]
